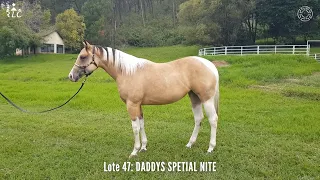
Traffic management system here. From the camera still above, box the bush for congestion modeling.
[116,15,184,47]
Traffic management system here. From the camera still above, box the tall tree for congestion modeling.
[239,0,258,44]
[178,0,221,45]
[55,9,86,51]
[81,0,113,46]
[256,0,320,44]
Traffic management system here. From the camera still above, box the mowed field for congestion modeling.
[0,46,320,179]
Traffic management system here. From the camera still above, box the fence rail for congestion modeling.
[308,54,320,62]
[198,45,319,62]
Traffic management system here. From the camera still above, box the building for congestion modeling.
[37,28,65,54]
[16,27,65,55]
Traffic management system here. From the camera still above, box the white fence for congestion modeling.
[198,45,320,62]
[308,54,320,62]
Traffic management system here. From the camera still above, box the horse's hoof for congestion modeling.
[186,143,192,148]
[207,148,214,153]
[129,154,137,159]
[139,148,147,152]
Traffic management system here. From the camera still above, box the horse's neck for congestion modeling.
[99,47,119,80]
[100,47,146,79]
[102,63,118,80]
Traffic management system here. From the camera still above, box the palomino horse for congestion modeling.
[68,41,219,158]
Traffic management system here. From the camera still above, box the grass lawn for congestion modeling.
[310,47,320,54]
[0,46,319,179]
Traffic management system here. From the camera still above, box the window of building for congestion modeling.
[41,44,54,53]
[57,44,64,54]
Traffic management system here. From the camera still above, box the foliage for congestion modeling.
[256,0,320,44]
[118,14,184,47]
[39,0,87,21]
[55,9,86,51]
[177,0,220,45]
[81,0,113,46]
[20,1,51,33]
[177,0,259,45]
[0,1,54,57]
[0,9,41,57]
[2,0,320,51]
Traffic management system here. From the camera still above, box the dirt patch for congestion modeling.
[250,85,283,91]
[212,61,230,67]
[250,72,320,101]
[282,90,320,101]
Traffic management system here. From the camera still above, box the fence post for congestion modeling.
[315,54,317,60]
[257,46,260,54]
[225,46,227,55]
[241,46,243,55]
[204,48,206,56]
[275,46,277,54]
[214,47,216,55]
[293,45,295,54]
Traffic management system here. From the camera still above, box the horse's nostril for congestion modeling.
[69,74,73,80]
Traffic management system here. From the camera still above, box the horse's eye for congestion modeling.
[80,56,86,60]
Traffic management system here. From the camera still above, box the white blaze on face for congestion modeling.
[68,67,77,82]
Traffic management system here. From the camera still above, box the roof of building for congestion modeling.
[38,26,59,37]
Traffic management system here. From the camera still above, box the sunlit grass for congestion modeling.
[0,48,319,179]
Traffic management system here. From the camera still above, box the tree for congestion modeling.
[81,0,113,46]
[238,0,258,44]
[256,0,320,44]
[0,8,41,57]
[55,9,86,51]
[177,0,221,45]
[20,1,50,33]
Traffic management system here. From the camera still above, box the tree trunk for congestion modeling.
[140,0,146,27]
[172,0,176,27]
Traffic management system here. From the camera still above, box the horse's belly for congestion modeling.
[142,86,189,105]
[142,94,186,105]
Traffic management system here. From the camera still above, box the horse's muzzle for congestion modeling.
[68,73,79,82]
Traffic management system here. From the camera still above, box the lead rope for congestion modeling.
[0,75,88,114]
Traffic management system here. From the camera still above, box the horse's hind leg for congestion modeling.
[186,91,204,148]
[139,106,147,152]
[203,96,218,153]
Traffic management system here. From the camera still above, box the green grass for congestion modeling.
[310,47,320,54]
[0,47,320,179]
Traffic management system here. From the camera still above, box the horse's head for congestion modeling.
[68,41,99,82]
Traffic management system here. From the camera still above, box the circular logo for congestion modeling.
[297,6,313,22]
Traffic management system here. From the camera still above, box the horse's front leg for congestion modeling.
[127,101,142,158]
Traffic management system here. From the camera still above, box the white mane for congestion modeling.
[101,47,147,75]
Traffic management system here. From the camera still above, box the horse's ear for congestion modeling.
[83,40,92,50]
